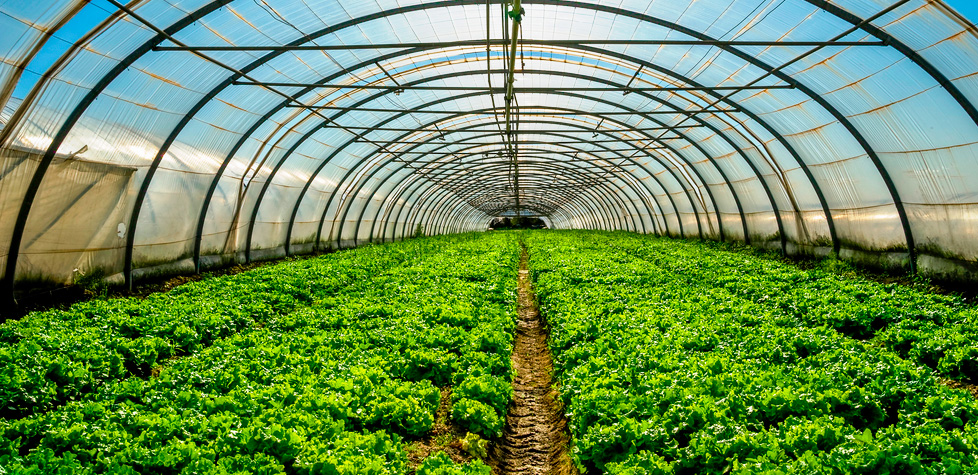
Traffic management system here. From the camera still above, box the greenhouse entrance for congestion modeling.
[488,216,550,230]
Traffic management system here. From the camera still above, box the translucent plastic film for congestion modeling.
[1,0,978,295]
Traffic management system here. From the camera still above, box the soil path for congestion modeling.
[489,245,577,475]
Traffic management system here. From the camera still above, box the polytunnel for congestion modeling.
[2,0,978,304]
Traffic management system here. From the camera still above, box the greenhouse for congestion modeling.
[2,0,978,473]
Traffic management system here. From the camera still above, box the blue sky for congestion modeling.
[945,0,978,23]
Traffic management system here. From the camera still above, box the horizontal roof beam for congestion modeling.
[284,105,731,115]
[234,81,793,92]
[155,39,886,51]
[356,138,679,145]
[325,125,702,133]
[383,146,667,154]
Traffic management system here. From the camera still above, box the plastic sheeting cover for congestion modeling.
[1,0,978,297]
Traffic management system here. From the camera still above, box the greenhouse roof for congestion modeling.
[2,0,978,300]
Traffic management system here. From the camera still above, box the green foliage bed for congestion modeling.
[0,233,518,474]
[4,229,978,474]
[527,231,978,474]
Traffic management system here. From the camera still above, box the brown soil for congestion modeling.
[406,387,476,472]
[944,379,978,399]
[488,246,577,475]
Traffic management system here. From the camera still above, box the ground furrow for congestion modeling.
[490,244,576,475]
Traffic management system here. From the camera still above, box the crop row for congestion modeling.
[601,234,978,384]
[526,231,978,474]
[0,233,519,474]
[0,239,446,419]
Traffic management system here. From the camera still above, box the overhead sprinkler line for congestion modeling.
[505,0,524,219]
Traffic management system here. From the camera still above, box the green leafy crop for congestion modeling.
[0,233,521,472]
[526,231,978,474]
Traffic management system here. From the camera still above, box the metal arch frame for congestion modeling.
[327,116,700,244]
[211,0,952,268]
[541,0,914,266]
[265,59,823,262]
[405,181,598,239]
[428,183,591,236]
[309,113,680,252]
[428,179,600,235]
[3,0,233,300]
[260,54,798,260]
[269,58,789,254]
[270,81,722,259]
[415,179,606,238]
[438,181,611,233]
[120,21,791,277]
[336,96,745,245]
[8,0,969,299]
[300,83,742,252]
[370,139,665,243]
[321,125,655,239]
[222,41,862,275]
[271,73,774,262]
[355,135,676,244]
[366,151,645,236]
[401,162,626,238]
[370,140,663,236]
[241,107,668,258]
[212,2,917,262]
[163,6,841,273]
[358,139,669,242]
[411,162,638,237]
[365,140,661,240]
[325,3,914,252]
[240,59,762,275]
[341,82,766,244]
[279,71,781,259]
[402,165,621,238]
[378,154,645,237]
[568,43,836,249]
[393,162,628,233]
[245,69,735,268]
[407,165,610,234]
[341,150,641,245]
[193,0,914,266]
[804,0,978,129]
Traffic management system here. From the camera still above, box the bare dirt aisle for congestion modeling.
[489,246,577,475]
